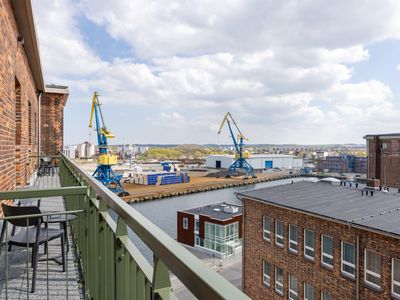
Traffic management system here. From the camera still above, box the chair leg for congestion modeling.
[31,248,35,268]
[0,221,6,257]
[44,222,48,254]
[61,235,66,272]
[62,222,69,253]
[31,245,40,293]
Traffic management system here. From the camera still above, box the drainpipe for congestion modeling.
[37,91,43,169]
[356,235,360,300]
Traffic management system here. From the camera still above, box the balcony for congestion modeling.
[0,154,249,299]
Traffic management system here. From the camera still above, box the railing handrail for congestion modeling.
[0,186,88,200]
[0,209,84,221]
[61,153,250,299]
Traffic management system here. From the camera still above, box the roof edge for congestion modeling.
[12,0,45,91]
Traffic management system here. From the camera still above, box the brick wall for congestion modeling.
[242,198,400,300]
[0,1,68,217]
[40,92,67,156]
[367,137,400,187]
[0,0,39,194]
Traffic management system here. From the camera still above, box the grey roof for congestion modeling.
[183,202,242,221]
[237,181,400,237]
[364,133,400,139]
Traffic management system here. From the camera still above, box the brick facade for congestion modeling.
[0,0,68,216]
[0,0,39,192]
[40,90,68,156]
[366,135,400,187]
[242,199,400,300]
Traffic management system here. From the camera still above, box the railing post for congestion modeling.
[115,217,128,300]
[152,256,174,300]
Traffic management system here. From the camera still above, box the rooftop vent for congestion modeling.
[223,206,239,214]
[213,208,221,212]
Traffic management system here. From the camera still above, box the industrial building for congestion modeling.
[365,133,400,187]
[237,180,400,300]
[177,202,243,258]
[206,154,303,170]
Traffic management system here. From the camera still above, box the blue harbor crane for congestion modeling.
[89,92,129,196]
[217,112,256,179]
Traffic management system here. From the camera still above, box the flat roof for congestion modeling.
[364,133,400,139]
[237,181,400,238]
[183,202,242,221]
[207,154,300,159]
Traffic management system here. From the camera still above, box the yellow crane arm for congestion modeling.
[217,112,230,134]
[89,92,98,128]
[217,112,248,141]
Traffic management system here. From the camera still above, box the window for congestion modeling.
[183,217,188,229]
[275,266,283,295]
[304,229,314,260]
[341,242,355,277]
[289,274,298,300]
[263,261,271,287]
[275,220,284,247]
[392,258,400,297]
[289,225,298,253]
[195,218,199,233]
[263,215,271,241]
[203,221,240,255]
[321,235,333,268]
[365,249,381,288]
[304,283,314,300]
[321,291,333,300]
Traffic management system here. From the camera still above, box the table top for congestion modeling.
[43,213,78,223]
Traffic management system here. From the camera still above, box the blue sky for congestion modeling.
[32,0,400,145]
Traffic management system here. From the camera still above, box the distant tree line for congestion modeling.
[138,147,229,160]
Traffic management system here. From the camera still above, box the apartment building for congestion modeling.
[317,155,367,174]
[238,181,400,299]
[0,0,68,214]
[365,133,400,187]
[177,202,242,258]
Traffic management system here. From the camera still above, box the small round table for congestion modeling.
[43,213,78,253]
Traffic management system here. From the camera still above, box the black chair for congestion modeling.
[0,204,66,293]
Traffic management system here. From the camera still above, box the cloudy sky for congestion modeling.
[32,0,400,145]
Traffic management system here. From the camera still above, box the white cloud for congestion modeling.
[32,0,400,144]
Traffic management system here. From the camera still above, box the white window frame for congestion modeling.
[289,274,298,300]
[289,225,298,253]
[263,215,271,242]
[341,241,355,278]
[321,235,333,269]
[304,229,314,260]
[321,291,333,300]
[364,249,382,289]
[304,283,314,300]
[263,261,270,287]
[183,217,188,230]
[392,258,400,298]
[275,220,284,247]
[275,266,284,295]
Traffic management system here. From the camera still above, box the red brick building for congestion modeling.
[364,133,400,187]
[177,202,243,258]
[238,181,400,300]
[0,0,68,214]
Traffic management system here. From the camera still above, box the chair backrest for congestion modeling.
[1,204,42,227]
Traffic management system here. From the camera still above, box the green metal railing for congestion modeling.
[0,186,87,299]
[59,153,249,300]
